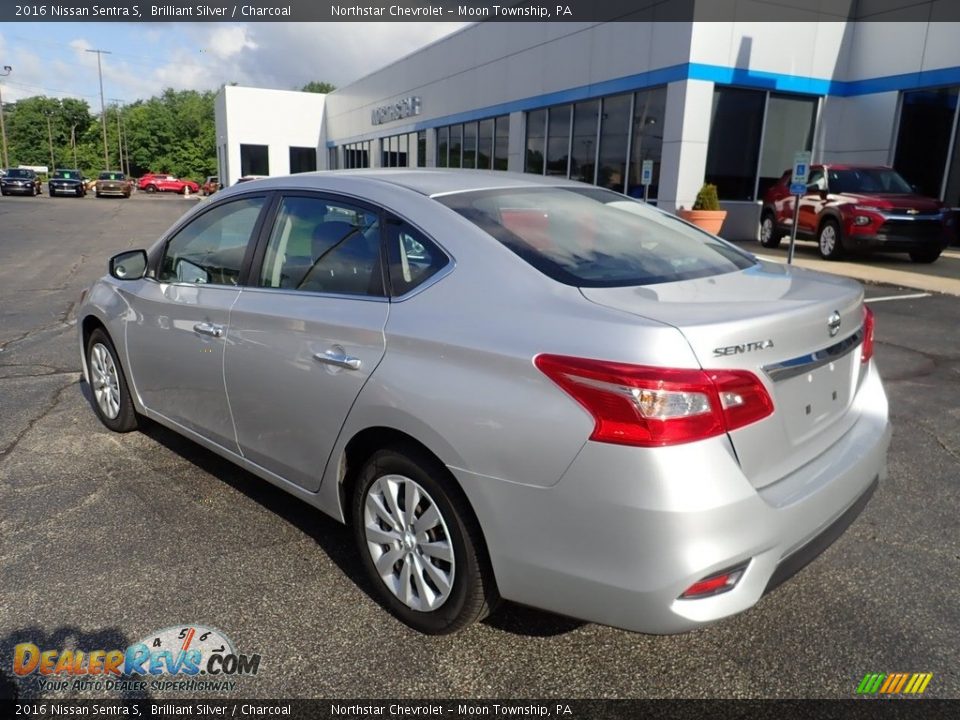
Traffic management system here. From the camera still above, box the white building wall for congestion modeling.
[215,85,325,186]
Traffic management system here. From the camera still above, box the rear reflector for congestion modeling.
[861,305,875,363]
[534,354,773,447]
[680,564,748,599]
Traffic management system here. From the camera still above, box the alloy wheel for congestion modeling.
[819,224,837,257]
[90,342,121,420]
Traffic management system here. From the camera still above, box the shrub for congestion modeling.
[692,183,721,211]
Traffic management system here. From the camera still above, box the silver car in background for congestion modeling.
[78,170,890,634]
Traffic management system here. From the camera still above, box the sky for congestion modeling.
[0,22,469,106]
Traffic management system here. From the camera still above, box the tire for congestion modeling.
[85,328,138,433]
[817,218,844,260]
[144,185,157,193]
[48,190,54,197]
[1,190,7,196]
[95,191,102,198]
[759,212,783,248]
[352,444,498,634]
[909,247,942,263]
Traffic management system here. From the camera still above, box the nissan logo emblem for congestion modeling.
[828,311,842,337]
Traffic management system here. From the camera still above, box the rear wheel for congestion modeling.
[817,219,844,260]
[909,247,942,263]
[86,328,138,433]
[352,444,497,634]
[759,212,783,248]
[144,184,157,193]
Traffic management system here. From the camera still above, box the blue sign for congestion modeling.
[790,182,807,195]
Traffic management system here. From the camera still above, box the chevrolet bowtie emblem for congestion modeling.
[906,208,919,214]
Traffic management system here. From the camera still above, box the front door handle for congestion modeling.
[314,347,361,370]
[193,322,224,338]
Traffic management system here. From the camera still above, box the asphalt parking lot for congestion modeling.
[0,192,958,700]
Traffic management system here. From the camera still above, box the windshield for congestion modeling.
[6,169,33,178]
[53,170,80,179]
[827,168,914,194]
[99,172,124,180]
[438,187,755,288]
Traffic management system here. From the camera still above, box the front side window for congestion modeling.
[258,196,383,297]
[159,196,266,285]
[438,187,754,288]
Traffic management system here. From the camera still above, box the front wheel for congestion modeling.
[759,212,783,248]
[909,247,942,263]
[817,219,844,260]
[86,328,138,433]
[352,445,498,634]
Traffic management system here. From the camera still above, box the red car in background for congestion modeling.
[759,164,952,263]
[138,173,200,195]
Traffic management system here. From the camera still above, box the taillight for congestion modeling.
[534,354,773,447]
[861,305,875,363]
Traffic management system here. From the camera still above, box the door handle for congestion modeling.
[193,322,224,338]
[314,347,361,370]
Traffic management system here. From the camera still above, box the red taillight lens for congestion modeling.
[861,305,875,363]
[534,354,773,447]
[680,564,747,599]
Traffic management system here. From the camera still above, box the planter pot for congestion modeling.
[678,209,728,235]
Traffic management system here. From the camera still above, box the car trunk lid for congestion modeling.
[580,261,868,488]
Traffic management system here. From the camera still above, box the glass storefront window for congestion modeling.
[546,105,572,176]
[705,87,766,201]
[494,115,510,170]
[628,88,666,200]
[437,126,449,168]
[463,122,478,169]
[449,124,463,168]
[478,118,494,170]
[597,94,630,193]
[570,100,599,184]
[525,108,546,174]
[756,94,817,199]
[894,87,959,199]
[418,131,426,167]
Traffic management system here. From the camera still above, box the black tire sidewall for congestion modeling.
[351,447,483,634]
[86,328,138,433]
[759,213,781,248]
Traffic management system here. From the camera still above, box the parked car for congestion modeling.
[49,169,87,197]
[759,164,951,263]
[139,173,200,194]
[0,168,42,196]
[201,176,221,196]
[78,170,890,635]
[95,171,133,198]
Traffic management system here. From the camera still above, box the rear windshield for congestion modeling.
[99,172,125,180]
[437,187,754,287]
[6,169,33,178]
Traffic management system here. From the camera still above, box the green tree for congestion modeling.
[300,81,336,94]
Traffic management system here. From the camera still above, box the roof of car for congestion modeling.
[243,169,586,197]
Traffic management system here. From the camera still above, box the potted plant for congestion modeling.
[678,183,727,234]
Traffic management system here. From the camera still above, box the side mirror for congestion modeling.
[109,249,148,280]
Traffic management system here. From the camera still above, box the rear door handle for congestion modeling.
[193,322,224,338]
[314,347,361,370]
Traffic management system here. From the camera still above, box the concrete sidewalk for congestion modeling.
[729,239,960,296]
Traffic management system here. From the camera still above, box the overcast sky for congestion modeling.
[0,22,469,106]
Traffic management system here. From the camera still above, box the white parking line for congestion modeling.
[865,292,932,303]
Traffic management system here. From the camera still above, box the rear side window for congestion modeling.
[258,195,383,296]
[437,187,754,287]
[384,219,448,297]
[159,196,265,285]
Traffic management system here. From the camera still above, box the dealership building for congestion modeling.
[215,16,960,238]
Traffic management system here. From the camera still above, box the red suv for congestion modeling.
[759,164,951,263]
[138,173,200,195]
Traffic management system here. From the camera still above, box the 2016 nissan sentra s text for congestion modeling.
[77,170,890,634]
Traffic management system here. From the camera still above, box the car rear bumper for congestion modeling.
[452,364,890,634]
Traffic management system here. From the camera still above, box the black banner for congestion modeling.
[2,700,960,720]
[2,0,959,23]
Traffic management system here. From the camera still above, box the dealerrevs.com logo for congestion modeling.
[12,625,261,693]
[856,672,934,696]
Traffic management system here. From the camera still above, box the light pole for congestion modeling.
[85,48,111,169]
[45,110,55,171]
[0,65,11,169]
[71,123,78,168]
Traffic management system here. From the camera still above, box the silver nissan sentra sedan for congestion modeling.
[78,170,890,634]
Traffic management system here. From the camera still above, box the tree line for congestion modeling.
[3,88,217,180]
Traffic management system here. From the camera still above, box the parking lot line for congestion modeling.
[865,292,932,303]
